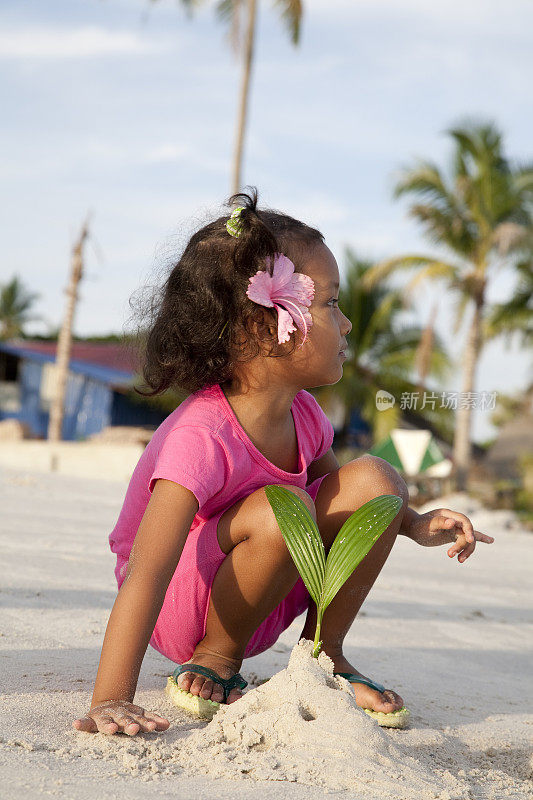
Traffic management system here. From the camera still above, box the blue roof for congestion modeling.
[0,341,134,388]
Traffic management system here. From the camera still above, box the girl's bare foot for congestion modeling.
[175,645,244,705]
[330,654,405,713]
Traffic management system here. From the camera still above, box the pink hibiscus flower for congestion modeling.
[246,253,315,347]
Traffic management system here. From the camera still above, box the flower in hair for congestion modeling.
[246,253,315,347]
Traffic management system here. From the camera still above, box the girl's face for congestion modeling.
[288,243,352,387]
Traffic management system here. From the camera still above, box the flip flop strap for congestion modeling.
[334,672,386,693]
[172,663,248,703]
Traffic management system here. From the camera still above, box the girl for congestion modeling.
[73,188,494,737]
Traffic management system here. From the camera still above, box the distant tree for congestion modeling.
[0,276,40,339]
[490,387,532,429]
[364,120,533,490]
[150,0,303,192]
[487,242,533,347]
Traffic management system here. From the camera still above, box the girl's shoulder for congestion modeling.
[295,388,332,423]
[150,384,226,448]
[145,385,231,506]
[295,388,322,410]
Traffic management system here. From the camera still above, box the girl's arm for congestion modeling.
[399,505,422,536]
[73,478,199,735]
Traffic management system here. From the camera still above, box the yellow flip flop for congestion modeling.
[165,663,248,721]
[334,672,410,729]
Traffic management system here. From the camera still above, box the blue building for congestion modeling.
[0,340,168,440]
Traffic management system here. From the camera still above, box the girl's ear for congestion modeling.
[249,307,275,339]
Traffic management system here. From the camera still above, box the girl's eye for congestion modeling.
[329,298,339,306]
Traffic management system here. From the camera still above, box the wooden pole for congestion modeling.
[231,0,257,195]
[47,216,90,442]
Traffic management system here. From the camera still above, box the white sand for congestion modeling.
[0,467,532,800]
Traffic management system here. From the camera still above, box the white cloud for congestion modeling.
[145,143,191,163]
[292,194,350,228]
[0,138,228,181]
[303,0,527,26]
[82,140,193,165]
[97,140,228,174]
[0,26,167,59]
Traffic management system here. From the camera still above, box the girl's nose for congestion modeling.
[342,313,352,336]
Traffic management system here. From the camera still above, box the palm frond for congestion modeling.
[486,258,533,344]
[216,0,238,22]
[393,159,454,210]
[493,220,533,257]
[363,254,457,291]
[272,0,303,44]
[407,204,475,256]
[446,120,503,165]
[217,0,243,53]
[424,341,452,382]
[150,0,206,16]
[512,161,533,195]
[402,260,459,296]
[451,291,472,336]
[360,291,404,351]
[0,276,41,339]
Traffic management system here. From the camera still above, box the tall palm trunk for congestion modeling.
[231,0,257,194]
[452,295,484,490]
[416,301,437,392]
[47,219,90,442]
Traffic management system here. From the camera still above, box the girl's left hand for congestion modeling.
[408,508,495,561]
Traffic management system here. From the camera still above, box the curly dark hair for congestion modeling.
[133,187,324,397]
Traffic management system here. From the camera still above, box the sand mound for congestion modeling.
[175,639,470,797]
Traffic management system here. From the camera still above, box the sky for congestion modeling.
[1,0,532,442]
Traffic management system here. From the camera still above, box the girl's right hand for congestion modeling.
[72,701,170,736]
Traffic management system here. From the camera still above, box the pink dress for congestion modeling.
[109,383,335,663]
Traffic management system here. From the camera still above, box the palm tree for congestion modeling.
[150,0,303,193]
[487,243,533,348]
[315,249,452,446]
[0,276,40,339]
[363,120,533,490]
[415,300,439,393]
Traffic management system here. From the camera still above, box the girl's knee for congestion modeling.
[260,483,316,520]
[352,455,409,509]
[217,484,315,555]
[257,484,317,551]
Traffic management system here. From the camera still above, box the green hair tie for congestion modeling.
[226,206,245,238]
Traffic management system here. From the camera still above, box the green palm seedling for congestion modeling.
[264,486,403,657]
